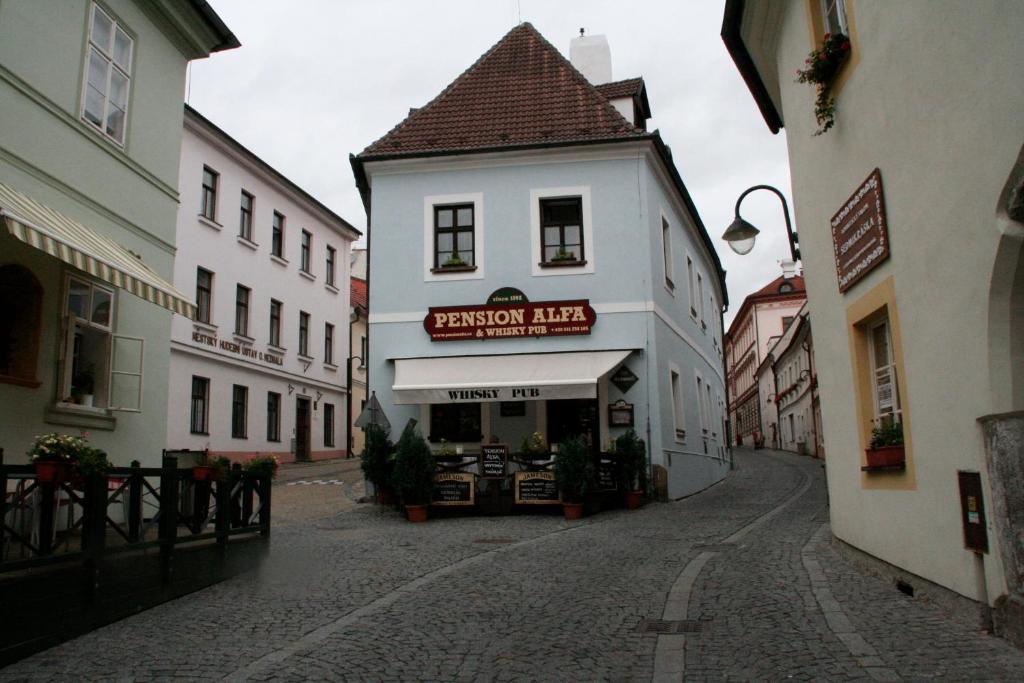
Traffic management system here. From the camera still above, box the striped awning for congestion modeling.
[0,183,196,319]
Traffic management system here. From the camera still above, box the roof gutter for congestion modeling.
[721,0,783,134]
[186,0,241,52]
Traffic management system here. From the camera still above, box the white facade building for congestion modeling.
[167,106,360,463]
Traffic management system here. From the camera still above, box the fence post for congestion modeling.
[230,463,243,528]
[0,449,6,560]
[158,454,178,584]
[215,474,230,548]
[128,460,142,543]
[258,474,272,539]
[83,472,107,601]
[241,467,254,527]
[37,478,57,557]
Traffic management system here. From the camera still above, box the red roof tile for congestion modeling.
[595,77,644,100]
[752,274,805,297]
[351,277,367,313]
[358,23,644,158]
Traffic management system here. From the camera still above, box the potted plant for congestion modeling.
[392,424,435,522]
[615,429,647,509]
[192,451,218,481]
[361,424,395,505]
[795,32,851,135]
[866,421,905,467]
[436,438,458,458]
[550,247,576,263]
[442,251,467,268]
[28,432,91,483]
[244,455,279,480]
[518,431,548,460]
[554,436,594,520]
[72,363,96,406]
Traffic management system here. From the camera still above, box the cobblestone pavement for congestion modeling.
[3,449,1023,681]
[272,458,365,526]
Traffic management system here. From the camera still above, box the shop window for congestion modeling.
[429,403,482,442]
[434,204,475,269]
[324,402,335,447]
[0,265,43,387]
[81,2,132,145]
[267,391,281,441]
[539,198,584,265]
[231,384,247,438]
[190,376,209,434]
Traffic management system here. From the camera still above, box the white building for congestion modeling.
[167,106,360,463]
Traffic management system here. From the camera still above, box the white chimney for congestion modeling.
[780,259,797,279]
[570,31,612,85]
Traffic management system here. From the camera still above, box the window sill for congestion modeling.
[664,279,675,295]
[237,235,259,251]
[198,215,222,231]
[538,259,587,269]
[267,343,286,354]
[674,430,686,443]
[193,321,217,334]
[430,265,477,274]
[861,463,906,473]
[45,404,116,431]
[323,362,338,372]
[299,270,316,282]
[325,283,339,294]
[267,438,281,444]
[270,255,289,267]
[231,435,248,440]
[233,333,255,345]
[0,374,42,389]
[298,353,315,362]
[190,431,210,436]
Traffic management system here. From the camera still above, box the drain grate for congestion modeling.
[637,619,703,634]
[692,543,737,552]
[472,538,516,544]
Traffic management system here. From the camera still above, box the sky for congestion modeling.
[187,0,797,329]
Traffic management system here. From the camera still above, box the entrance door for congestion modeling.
[546,399,599,453]
[295,397,311,462]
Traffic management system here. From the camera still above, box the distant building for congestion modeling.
[349,256,367,457]
[167,106,360,463]
[0,1,236,466]
[724,266,805,447]
[351,23,729,500]
[723,0,1024,641]
[757,302,819,456]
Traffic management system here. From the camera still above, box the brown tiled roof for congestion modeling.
[357,23,644,158]
[595,77,644,100]
[726,274,806,339]
[351,277,367,313]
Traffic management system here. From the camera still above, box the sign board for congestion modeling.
[957,471,988,553]
[514,471,559,505]
[595,456,619,492]
[424,298,596,342]
[831,168,890,293]
[608,400,634,427]
[610,366,639,393]
[480,445,508,479]
[433,472,475,506]
[191,329,283,367]
[417,383,595,405]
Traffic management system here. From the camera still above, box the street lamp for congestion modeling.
[722,185,800,261]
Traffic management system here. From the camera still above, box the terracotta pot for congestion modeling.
[625,490,644,510]
[405,504,428,523]
[865,445,905,468]
[562,502,584,520]
[193,465,214,481]
[35,460,70,484]
[377,486,395,506]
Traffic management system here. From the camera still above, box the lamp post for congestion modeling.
[346,352,364,458]
[721,185,800,261]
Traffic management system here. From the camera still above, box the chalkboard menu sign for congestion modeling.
[480,445,508,479]
[515,471,559,505]
[433,472,475,506]
[596,457,618,492]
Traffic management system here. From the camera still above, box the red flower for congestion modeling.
[819,53,827,61]
[841,41,851,50]
[823,32,831,40]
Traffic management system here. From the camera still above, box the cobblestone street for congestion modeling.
[3,450,1023,681]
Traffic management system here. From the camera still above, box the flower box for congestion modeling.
[35,460,71,484]
[865,445,905,468]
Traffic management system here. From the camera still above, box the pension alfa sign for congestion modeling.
[831,168,890,293]
[423,295,596,342]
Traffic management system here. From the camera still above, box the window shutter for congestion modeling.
[108,334,144,412]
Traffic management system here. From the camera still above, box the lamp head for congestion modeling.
[722,216,760,255]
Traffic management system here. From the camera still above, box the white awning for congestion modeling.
[0,183,197,319]
[392,350,633,404]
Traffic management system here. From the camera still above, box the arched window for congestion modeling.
[0,264,43,387]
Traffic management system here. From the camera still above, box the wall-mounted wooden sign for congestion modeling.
[831,168,890,293]
[480,444,508,479]
[514,471,559,504]
[608,400,634,427]
[610,366,638,393]
[424,297,596,342]
[958,471,988,553]
[433,472,475,506]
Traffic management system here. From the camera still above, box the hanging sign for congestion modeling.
[831,168,890,293]
[424,296,596,342]
[610,366,639,393]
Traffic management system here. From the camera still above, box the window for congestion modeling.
[235,285,250,337]
[697,273,705,326]
[326,246,336,286]
[820,0,848,34]
[434,204,475,268]
[324,323,334,365]
[195,268,213,324]
[696,376,707,433]
[870,318,901,427]
[300,230,312,273]
[231,385,248,438]
[299,311,309,357]
[239,190,254,241]
[0,265,42,386]
[782,316,794,332]
[360,335,368,368]
[324,403,335,447]
[267,391,281,441]
[269,299,282,347]
[539,198,584,264]
[190,376,209,434]
[662,217,674,289]
[430,403,482,442]
[706,382,715,436]
[687,256,696,317]
[670,369,685,439]
[201,167,218,221]
[81,3,132,145]
[60,276,115,407]
[271,212,285,258]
